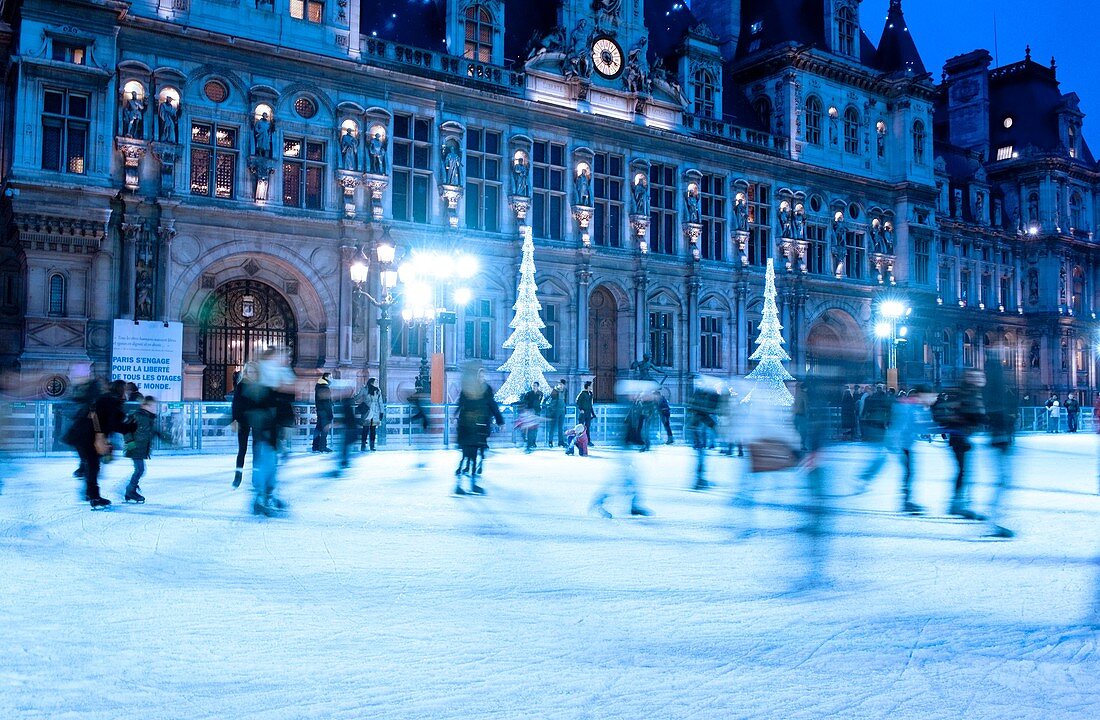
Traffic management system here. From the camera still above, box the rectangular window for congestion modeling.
[51,42,86,65]
[290,0,322,22]
[805,224,827,274]
[532,140,565,240]
[980,273,992,306]
[747,183,770,266]
[392,114,433,223]
[465,127,502,232]
[648,311,673,367]
[540,303,559,363]
[391,324,426,358]
[1000,276,1012,307]
[959,269,971,304]
[593,151,623,248]
[464,299,494,360]
[746,318,757,368]
[282,138,325,210]
[938,264,953,301]
[42,89,89,174]
[648,163,677,255]
[190,122,237,198]
[843,231,865,280]
[700,316,722,370]
[914,238,930,284]
[700,174,725,261]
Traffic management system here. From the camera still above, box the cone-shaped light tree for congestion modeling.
[746,258,795,406]
[495,230,555,404]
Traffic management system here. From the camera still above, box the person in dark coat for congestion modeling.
[65,379,134,508]
[356,377,384,451]
[122,395,171,503]
[454,363,504,494]
[1066,392,1082,433]
[839,386,857,441]
[686,379,721,490]
[942,370,987,519]
[657,390,674,444]
[576,380,596,445]
[591,383,654,518]
[856,384,894,489]
[544,379,567,447]
[519,381,544,452]
[231,363,258,488]
[983,359,1018,537]
[312,372,334,452]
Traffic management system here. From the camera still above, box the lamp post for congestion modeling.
[874,298,910,388]
[349,240,399,444]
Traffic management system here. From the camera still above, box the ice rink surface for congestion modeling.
[2,434,1098,719]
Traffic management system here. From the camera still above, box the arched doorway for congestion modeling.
[588,286,618,402]
[805,308,868,379]
[199,279,298,399]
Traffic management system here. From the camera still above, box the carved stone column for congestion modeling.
[633,261,648,364]
[439,184,462,228]
[150,141,178,196]
[872,253,897,285]
[156,219,176,323]
[686,273,701,378]
[120,220,144,319]
[733,229,750,266]
[248,157,276,202]
[510,195,531,224]
[682,222,702,262]
[572,204,594,246]
[734,273,748,374]
[576,251,593,373]
[338,243,357,366]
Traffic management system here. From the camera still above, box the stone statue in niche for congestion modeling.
[340,128,359,171]
[882,224,895,254]
[441,140,462,185]
[952,188,963,218]
[593,0,622,32]
[1059,266,1067,304]
[574,166,592,206]
[829,114,838,146]
[122,91,146,139]
[1028,267,1039,304]
[975,192,985,222]
[157,96,179,144]
[623,36,651,94]
[793,204,806,239]
[253,112,274,158]
[562,20,592,80]
[778,203,794,238]
[511,154,529,196]
[368,132,387,175]
[733,195,749,231]
[631,176,648,215]
[685,185,701,223]
[1028,194,1039,225]
[993,198,1003,227]
[1029,341,1040,369]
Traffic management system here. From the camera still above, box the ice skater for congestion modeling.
[888,384,936,514]
[230,362,258,488]
[940,370,987,520]
[591,382,654,518]
[982,359,1018,538]
[247,346,295,516]
[454,362,504,495]
[564,423,588,456]
[121,395,171,503]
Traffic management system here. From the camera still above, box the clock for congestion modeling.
[591,36,624,79]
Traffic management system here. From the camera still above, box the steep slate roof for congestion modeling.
[874,0,925,75]
[736,0,825,60]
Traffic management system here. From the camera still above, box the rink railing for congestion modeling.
[1,402,1090,456]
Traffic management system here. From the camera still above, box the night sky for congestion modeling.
[861,0,1100,137]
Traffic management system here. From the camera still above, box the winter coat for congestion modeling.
[860,390,892,442]
[1093,398,1100,434]
[314,380,334,424]
[1065,397,1081,416]
[887,397,932,451]
[124,407,162,460]
[840,391,857,433]
[945,381,986,448]
[657,394,672,420]
[545,387,566,417]
[520,389,544,413]
[576,389,595,423]
[231,380,255,424]
[357,387,384,426]
[984,387,1019,448]
[456,383,504,449]
[1048,400,1062,418]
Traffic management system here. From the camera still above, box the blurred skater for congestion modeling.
[230,362,258,488]
[454,363,504,495]
[121,395,171,503]
[311,372,333,453]
[983,358,1018,538]
[564,423,588,456]
[334,386,358,476]
[888,384,936,514]
[519,382,544,452]
[591,382,654,518]
[855,384,893,490]
[247,347,295,516]
[545,379,567,448]
[939,370,987,519]
[686,376,722,490]
[657,389,674,444]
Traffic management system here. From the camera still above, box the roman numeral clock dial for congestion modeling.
[591,36,623,80]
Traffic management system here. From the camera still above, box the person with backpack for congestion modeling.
[122,395,171,503]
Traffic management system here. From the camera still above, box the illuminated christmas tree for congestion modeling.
[495,230,554,404]
[746,258,795,406]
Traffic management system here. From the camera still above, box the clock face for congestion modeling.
[591,37,624,79]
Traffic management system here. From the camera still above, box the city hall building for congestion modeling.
[1,0,1097,403]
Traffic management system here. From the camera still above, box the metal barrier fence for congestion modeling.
[0,401,1088,456]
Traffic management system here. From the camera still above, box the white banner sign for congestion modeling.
[111,320,184,401]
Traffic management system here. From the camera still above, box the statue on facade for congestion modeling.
[1029,341,1041,368]
[368,132,387,175]
[562,20,592,80]
[1059,266,1067,304]
[793,204,806,239]
[593,0,622,32]
[685,185,701,223]
[993,198,1003,227]
[157,96,179,144]
[574,166,592,206]
[527,25,564,61]
[881,224,895,254]
[778,202,794,238]
[623,36,651,94]
[442,140,462,185]
[511,154,529,196]
[952,188,963,218]
[974,192,985,222]
[122,91,146,139]
[1028,267,1039,304]
[631,175,648,215]
[253,111,274,158]
[733,194,749,231]
[1028,194,1039,226]
[340,128,359,171]
[629,354,665,383]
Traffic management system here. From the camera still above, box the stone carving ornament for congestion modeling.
[733,194,748,231]
[158,96,179,144]
[593,0,622,31]
[253,112,274,158]
[685,184,701,223]
[442,140,462,186]
[574,166,592,206]
[340,127,360,171]
[562,20,593,80]
[623,36,650,94]
[511,153,530,196]
[793,204,806,239]
[779,202,793,238]
[631,175,648,215]
[528,25,565,61]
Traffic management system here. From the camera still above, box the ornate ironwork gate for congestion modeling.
[200,280,298,400]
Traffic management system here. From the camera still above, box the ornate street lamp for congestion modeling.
[874,298,911,387]
[349,240,399,443]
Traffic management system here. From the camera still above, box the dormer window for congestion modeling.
[996,146,1015,161]
[836,6,857,57]
[463,4,495,63]
[691,68,717,119]
[753,96,772,133]
[51,41,86,65]
[1068,125,1078,158]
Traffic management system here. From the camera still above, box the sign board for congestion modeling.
[111,320,184,401]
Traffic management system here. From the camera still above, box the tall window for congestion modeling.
[805,96,822,145]
[649,311,673,367]
[648,163,677,255]
[42,89,88,174]
[540,303,559,363]
[914,238,930,284]
[699,174,725,261]
[532,140,565,240]
[980,273,992,307]
[805,224,827,274]
[463,5,495,62]
[912,121,926,164]
[959,269,971,304]
[843,107,860,154]
[753,96,772,132]
[190,122,238,198]
[282,137,325,210]
[843,231,865,280]
[391,324,426,358]
[692,69,717,118]
[700,316,722,370]
[1070,192,1085,230]
[746,318,758,367]
[290,0,324,23]
[1000,275,1012,308]
[464,299,494,360]
[592,152,624,247]
[836,6,857,56]
[465,127,502,232]
[963,332,975,367]
[392,114,433,224]
[48,274,66,316]
[938,264,953,301]
[747,182,771,266]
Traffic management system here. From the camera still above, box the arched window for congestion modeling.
[48,273,66,316]
[805,96,822,145]
[836,6,857,56]
[843,107,859,154]
[692,69,717,119]
[912,120,925,164]
[963,331,975,367]
[753,96,772,133]
[463,4,494,63]
[1073,267,1086,315]
[940,329,953,366]
[1076,339,1088,374]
